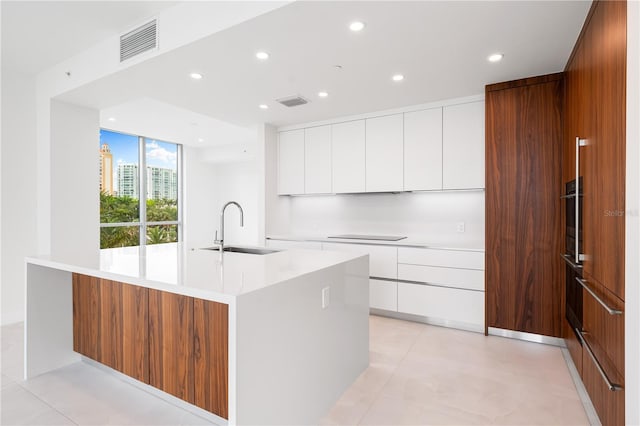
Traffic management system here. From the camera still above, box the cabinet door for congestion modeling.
[322,242,397,279]
[149,289,195,404]
[121,283,149,383]
[278,130,305,195]
[365,114,403,192]
[304,125,332,194]
[404,108,443,191]
[369,279,397,312]
[442,101,484,189]
[332,120,365,193]
[72,273,100,361]
[579,0,626,301]
[194,298,229,419]
[98,279,123,371]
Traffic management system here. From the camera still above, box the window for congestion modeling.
[99,129,182,249]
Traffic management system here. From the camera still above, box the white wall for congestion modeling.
[210,161,260,247]
[286,191,485,247]
[625,1,639,423]
[49,100,99,267]
[1,70,37,325]
[182,145,217,248]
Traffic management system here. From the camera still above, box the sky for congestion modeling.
[99,129,178,175]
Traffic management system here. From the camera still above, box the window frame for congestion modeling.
[99,130,183,248]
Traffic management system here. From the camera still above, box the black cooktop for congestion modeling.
[327,234,407,241]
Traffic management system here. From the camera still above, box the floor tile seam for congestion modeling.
[356,327,424,425]
[14,380,80,426]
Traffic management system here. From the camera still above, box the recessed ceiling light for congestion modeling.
[190,72,203,80]
[198,138,204,142]
[392,74,404,82]
[318,91,329,98]
[259,104,269,109]
[488,53,504,63]
[108,117,116,122]
[349,21,366,32]
[256,51,270,60]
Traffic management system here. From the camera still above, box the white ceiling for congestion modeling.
[1,1,177,74]
[99,98,256,148]
[58,0,591,129]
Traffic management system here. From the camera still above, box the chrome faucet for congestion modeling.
[214,201,244,254]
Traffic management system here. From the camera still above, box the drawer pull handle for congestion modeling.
[575,277,623,315]
[561,253,583,270]
[576,328,623,391]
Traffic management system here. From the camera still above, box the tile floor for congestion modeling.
[1,316,591,425]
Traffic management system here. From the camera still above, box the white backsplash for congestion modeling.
[287,191,485,247]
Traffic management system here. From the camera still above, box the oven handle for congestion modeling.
[561,253,583,270]
[575,328,623,391]
[575,277,623,315]
[575,137,587,264]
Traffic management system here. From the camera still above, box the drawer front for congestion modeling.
[266,239,322,250]
[322,242,397,279]
[582,340,625,426]
[563,318,582,376]
[581,274,624,376]
[397,264,484,291]
[369,279,397,312]
[398,247,484,270]
[397,282,484,328]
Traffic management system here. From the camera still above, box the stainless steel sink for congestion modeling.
[200,246,279,255]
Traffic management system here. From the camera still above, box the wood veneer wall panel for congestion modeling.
[485,75,564,337]
[72,273,100,361]
[194,298,229,419]
[121,283,149,383]
[149,289,194,404]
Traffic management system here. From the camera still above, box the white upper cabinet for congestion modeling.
[442,101,485,189]
[403,108,443,191]
[278,129,305,195]
[365,114,404,192]
[304,125,332,194]
[332,120,365,193]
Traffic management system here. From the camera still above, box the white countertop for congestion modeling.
[26,242,366,304]
[267,234,485,252]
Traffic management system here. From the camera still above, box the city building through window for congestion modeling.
[99,129,181,249]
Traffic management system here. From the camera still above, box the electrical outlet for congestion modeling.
[322,286,330,309]
[456,222,465,233]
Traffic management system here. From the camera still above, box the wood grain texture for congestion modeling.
[149,289,195,404]
[564,318,583,376]
[582,336,625,426]
[122,283,149,383]
[98,279,123,371]
[568,0,626,301]
[582,272,625,379]
[485,75,564,337]
[194,298,229,419]
[72,273,100,361]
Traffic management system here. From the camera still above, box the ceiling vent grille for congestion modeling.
[120,20,157,62]
[277,95,309,108]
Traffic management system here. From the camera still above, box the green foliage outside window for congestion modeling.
[100,192,178,248]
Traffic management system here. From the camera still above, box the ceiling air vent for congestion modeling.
[277,95,309,108]
[120,19,157,62]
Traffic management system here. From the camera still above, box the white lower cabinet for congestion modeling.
[397,264,484,291]
[321,242,397,279]
[369,278,397,312]
[397,282,484,329]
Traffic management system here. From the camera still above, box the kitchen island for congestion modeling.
[24,243,369,426]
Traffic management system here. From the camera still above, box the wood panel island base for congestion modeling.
[25,243,370,426]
